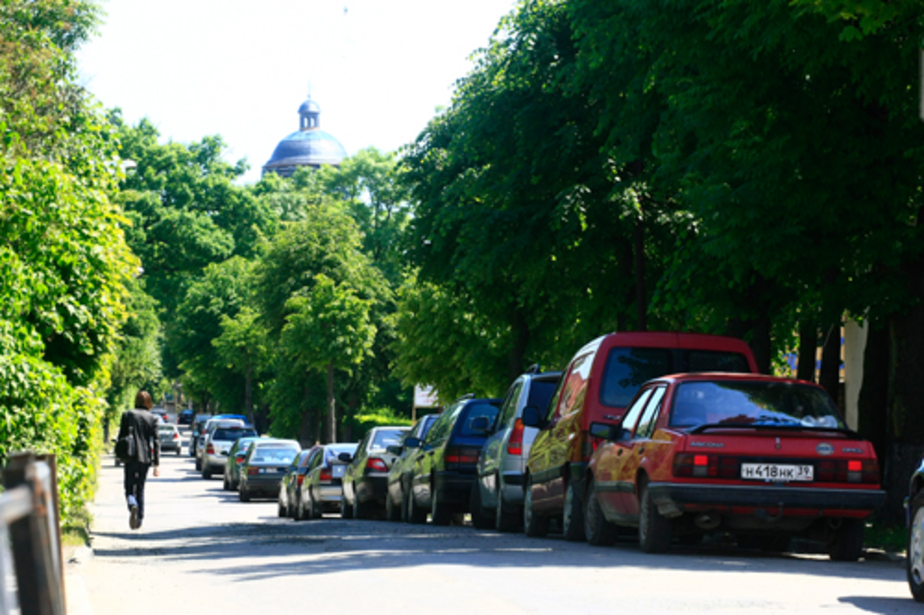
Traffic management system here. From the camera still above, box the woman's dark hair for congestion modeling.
[135,391,153,410]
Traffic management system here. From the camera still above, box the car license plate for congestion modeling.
[333,465,345,478]
[741,463,813,482]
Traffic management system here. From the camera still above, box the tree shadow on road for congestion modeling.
[91,516,906,587]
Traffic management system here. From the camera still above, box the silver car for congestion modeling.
[472,367,561,530]
[201,422,256,479]
[196,418,244,470]
[296,443,358,520]
[158,424,183,455]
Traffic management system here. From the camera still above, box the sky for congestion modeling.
[77,0,517,184]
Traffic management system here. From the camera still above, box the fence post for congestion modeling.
[3,453,65,615]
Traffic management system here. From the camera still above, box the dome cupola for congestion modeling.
[262,95,346,178]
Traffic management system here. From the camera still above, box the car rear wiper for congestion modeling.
[688,423,860,438]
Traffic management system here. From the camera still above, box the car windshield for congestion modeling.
[370,429,405,452]
[669,380,846,430]
[213,428,257,441]
[251,447,299,463]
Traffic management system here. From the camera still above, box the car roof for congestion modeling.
[652,372,823,387]
[252,439,299,448]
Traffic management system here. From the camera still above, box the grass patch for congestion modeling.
[61,507,92,548]
[865,521,906,553]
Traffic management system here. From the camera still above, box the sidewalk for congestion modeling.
[65,544,94,615]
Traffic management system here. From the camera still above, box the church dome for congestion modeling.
[263,96,346,177]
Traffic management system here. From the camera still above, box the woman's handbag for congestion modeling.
[115,424,136,461]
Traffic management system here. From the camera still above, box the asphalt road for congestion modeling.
[69,429,916,615]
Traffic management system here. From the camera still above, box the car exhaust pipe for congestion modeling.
[694,513,721,530]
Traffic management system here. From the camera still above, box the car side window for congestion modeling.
[558,353,594,418]
[424,404,458,445]
[633,386,666,439]
[303,448,321,469]
[355,433,371,456]
[498,381,524,428]
[620,387,656,435]
[545,373,568,422]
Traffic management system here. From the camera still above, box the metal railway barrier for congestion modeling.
[0,453,65,615]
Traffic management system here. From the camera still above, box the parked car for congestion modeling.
[178,409,194,425]
[224,436,263,491]
[907,455,924,600]
[582,373,884,558]
[151,407,169,422]
[522,331,758,541]
[158,424,183,456]
[190,414,213,458]
[278,447,321,518]
[297,443,358,520]
[342,426,410,519]
[196,418,246,470]
[405,397,502,525]
[385,414,439,521]
[201,422,257,479]
[239,439,301,502]
[471,367,561,530]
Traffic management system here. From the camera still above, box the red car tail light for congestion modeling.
[817,459,879,483]
[366,458,388,473]
[445,447,480,467]
[206,444,215,454]
[247,467,259,475]
[319,468,332,483]
[172,433,179,440]
[297,475,305,485]
[507,419,524,456]
[581,432,603,460]
[673,454,737,479]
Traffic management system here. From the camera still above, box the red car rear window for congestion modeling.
[669,380,845,429]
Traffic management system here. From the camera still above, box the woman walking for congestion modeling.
[117,391,161,529]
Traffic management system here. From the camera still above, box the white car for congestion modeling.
[201,422,257,480]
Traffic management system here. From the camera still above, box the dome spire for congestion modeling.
[298,88,320,131]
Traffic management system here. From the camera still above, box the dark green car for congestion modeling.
[223,436,263,491]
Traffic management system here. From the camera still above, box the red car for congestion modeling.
[583,373,885,560]
[521,332,758,539]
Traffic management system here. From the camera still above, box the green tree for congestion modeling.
[171,257,255,414]
[252,201,388,440]
[213,306,269,424]
[0,0,135,523]
[282,274,376,442]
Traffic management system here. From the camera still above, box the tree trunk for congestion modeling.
[327,361,336,443]
[858,322,889,462]
[818,321,841,401]
[796,320,816,382]
[297,386,314,446]
[634,216,648,331]
[244,365,254,426]
[508,308,530,382]
[881,252,924,523]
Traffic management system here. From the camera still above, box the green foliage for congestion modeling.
[172,257,255,413]
[345,407,413,442]
[0,0,135,524]
[282,274,376,373]
[106,278,162,418]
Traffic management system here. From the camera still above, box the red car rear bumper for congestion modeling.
[649,482,885,515]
